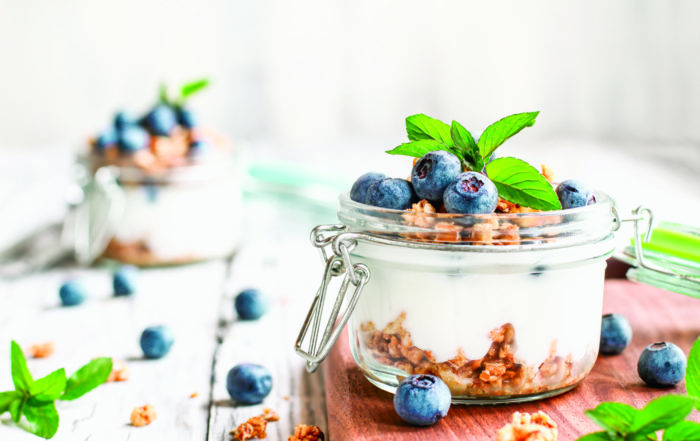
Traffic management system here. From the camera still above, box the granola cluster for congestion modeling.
[231,408,280,441]
[130,404,157,427]
[107,360,130,382]
[360,312,582,396]
[27,342,54,359]
[288,424,324,441]
[497,411,558,441]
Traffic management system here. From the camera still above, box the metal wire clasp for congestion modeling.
[295,225,371,373]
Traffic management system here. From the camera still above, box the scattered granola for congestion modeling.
[541,164,555,183]
[231,408,280,441]
[497,411,558,441]
[190,392,199,399]
[103,238,198,266]
[130,404,157,427]
[107,360,130,382]
[27,342,54,359]
[360,312,586,396]
[288,424,324,441]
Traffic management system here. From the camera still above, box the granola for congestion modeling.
[497,411,558,441]
[27,342,54,359]
[107,360,130,382]
[360,312,584,396]
[231,409,280,441]
[130,404,157,427]
[103,239,199,266]
[288,424,325,441]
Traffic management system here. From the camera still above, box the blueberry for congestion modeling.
[226,363,273,404]
[443,172,498,214]
[393,374,451,426]
[365,178,417,210]
[113,110,138,130]
[235,289,268,320]
[113,265,138,297]
[145,104,177,136]
[556,179,596,209]
[177,107,197,129]
[140,325,175,359]
[59,280,87,307]
[600,313,632,355]
[411,151,462,202]
[350,172,386,203]
[94,129,118,151]
[188,140,211,157]
[118,126,150,153]
[637,342,687,387]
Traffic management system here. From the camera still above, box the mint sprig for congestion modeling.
[157,78,211,106]
[577,336,700,441]
[0,341,112,439]
[386,112,556,210]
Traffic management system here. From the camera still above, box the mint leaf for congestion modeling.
[0,390,21,414]
[663,421,700,441]
[585,402,639,436]
[405,114,453,146]
[386,139,462,160]
[23,402,59,439]
[9,397,25,422]
[478,111,539,160]
[485,157,561,211]
[61,357,112,401]
[158,83,169,104]
[576,432,616,441]
[450,121,482,171]
[687,337,700,406]
[628,395,695,436]
[181,78,210,99]
[10,341,33,393]
[29,369,66,403]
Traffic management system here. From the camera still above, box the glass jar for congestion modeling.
[296,192,621,404]
[72,151,242,266]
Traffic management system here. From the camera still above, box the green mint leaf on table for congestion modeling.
[687,337,700,407]
[23,402,59,439]
[477,111,539,160]
[28,369,66,403]
[0,390,21,414]
[11,341,33,393]
[9,396,25,422]
[485,157,561,211]
[158,83,170,104]
[405,114,454,146]
[386,139,461,160]
[627,395,695,436]
[576,432,617,441]
[61,357,112,401]
[663,421,700,441]
[450,121,483,171]
[180,78,210,99]
[584,402,639,437]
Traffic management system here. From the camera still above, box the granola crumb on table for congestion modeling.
[288,424,325,441]
[497,411,558,441]
[107,360,130,382]
[27,342,54,358]
[130,404,157,427]
[231,408,280,441]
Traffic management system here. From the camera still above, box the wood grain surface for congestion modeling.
[323,280,700,441]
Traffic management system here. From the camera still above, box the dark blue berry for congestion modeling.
[393,374,451,426]
[188,140,211,157]
[114,111,138,130]
[234,289,268,320]
[600,313,632,355]
[226,364,273,404]
[118,126,150,152]
[411,151,462,202]
[443,172,498,214]
[94,129,118,151]
[556,180,596,209]
[113,265,138,297]
[365,178,417,210]
[350,172,386,203]
[177,107,197,129]
[637,342,686,387]
[145,104,177,136]
[140,326,175,359]
[59,280,87,307]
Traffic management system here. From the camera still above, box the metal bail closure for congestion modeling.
[295,227,370,373]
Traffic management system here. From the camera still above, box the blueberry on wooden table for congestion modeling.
[234,289,268,320]
[393,374,451,426]
[140,325,175,359]
[443,172,498,214]
[113,265,139,297]
[555,179,596,209]
[637,342,687,387]
[365,178,417,210]
[226,363,273,405]
[411,151,461,202]
[600,313,632,355]
[59,280,87,306]
[350,172,386,204]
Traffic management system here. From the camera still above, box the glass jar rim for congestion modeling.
[337,191,617,249]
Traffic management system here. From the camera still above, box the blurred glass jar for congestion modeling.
[72,150,242,266]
